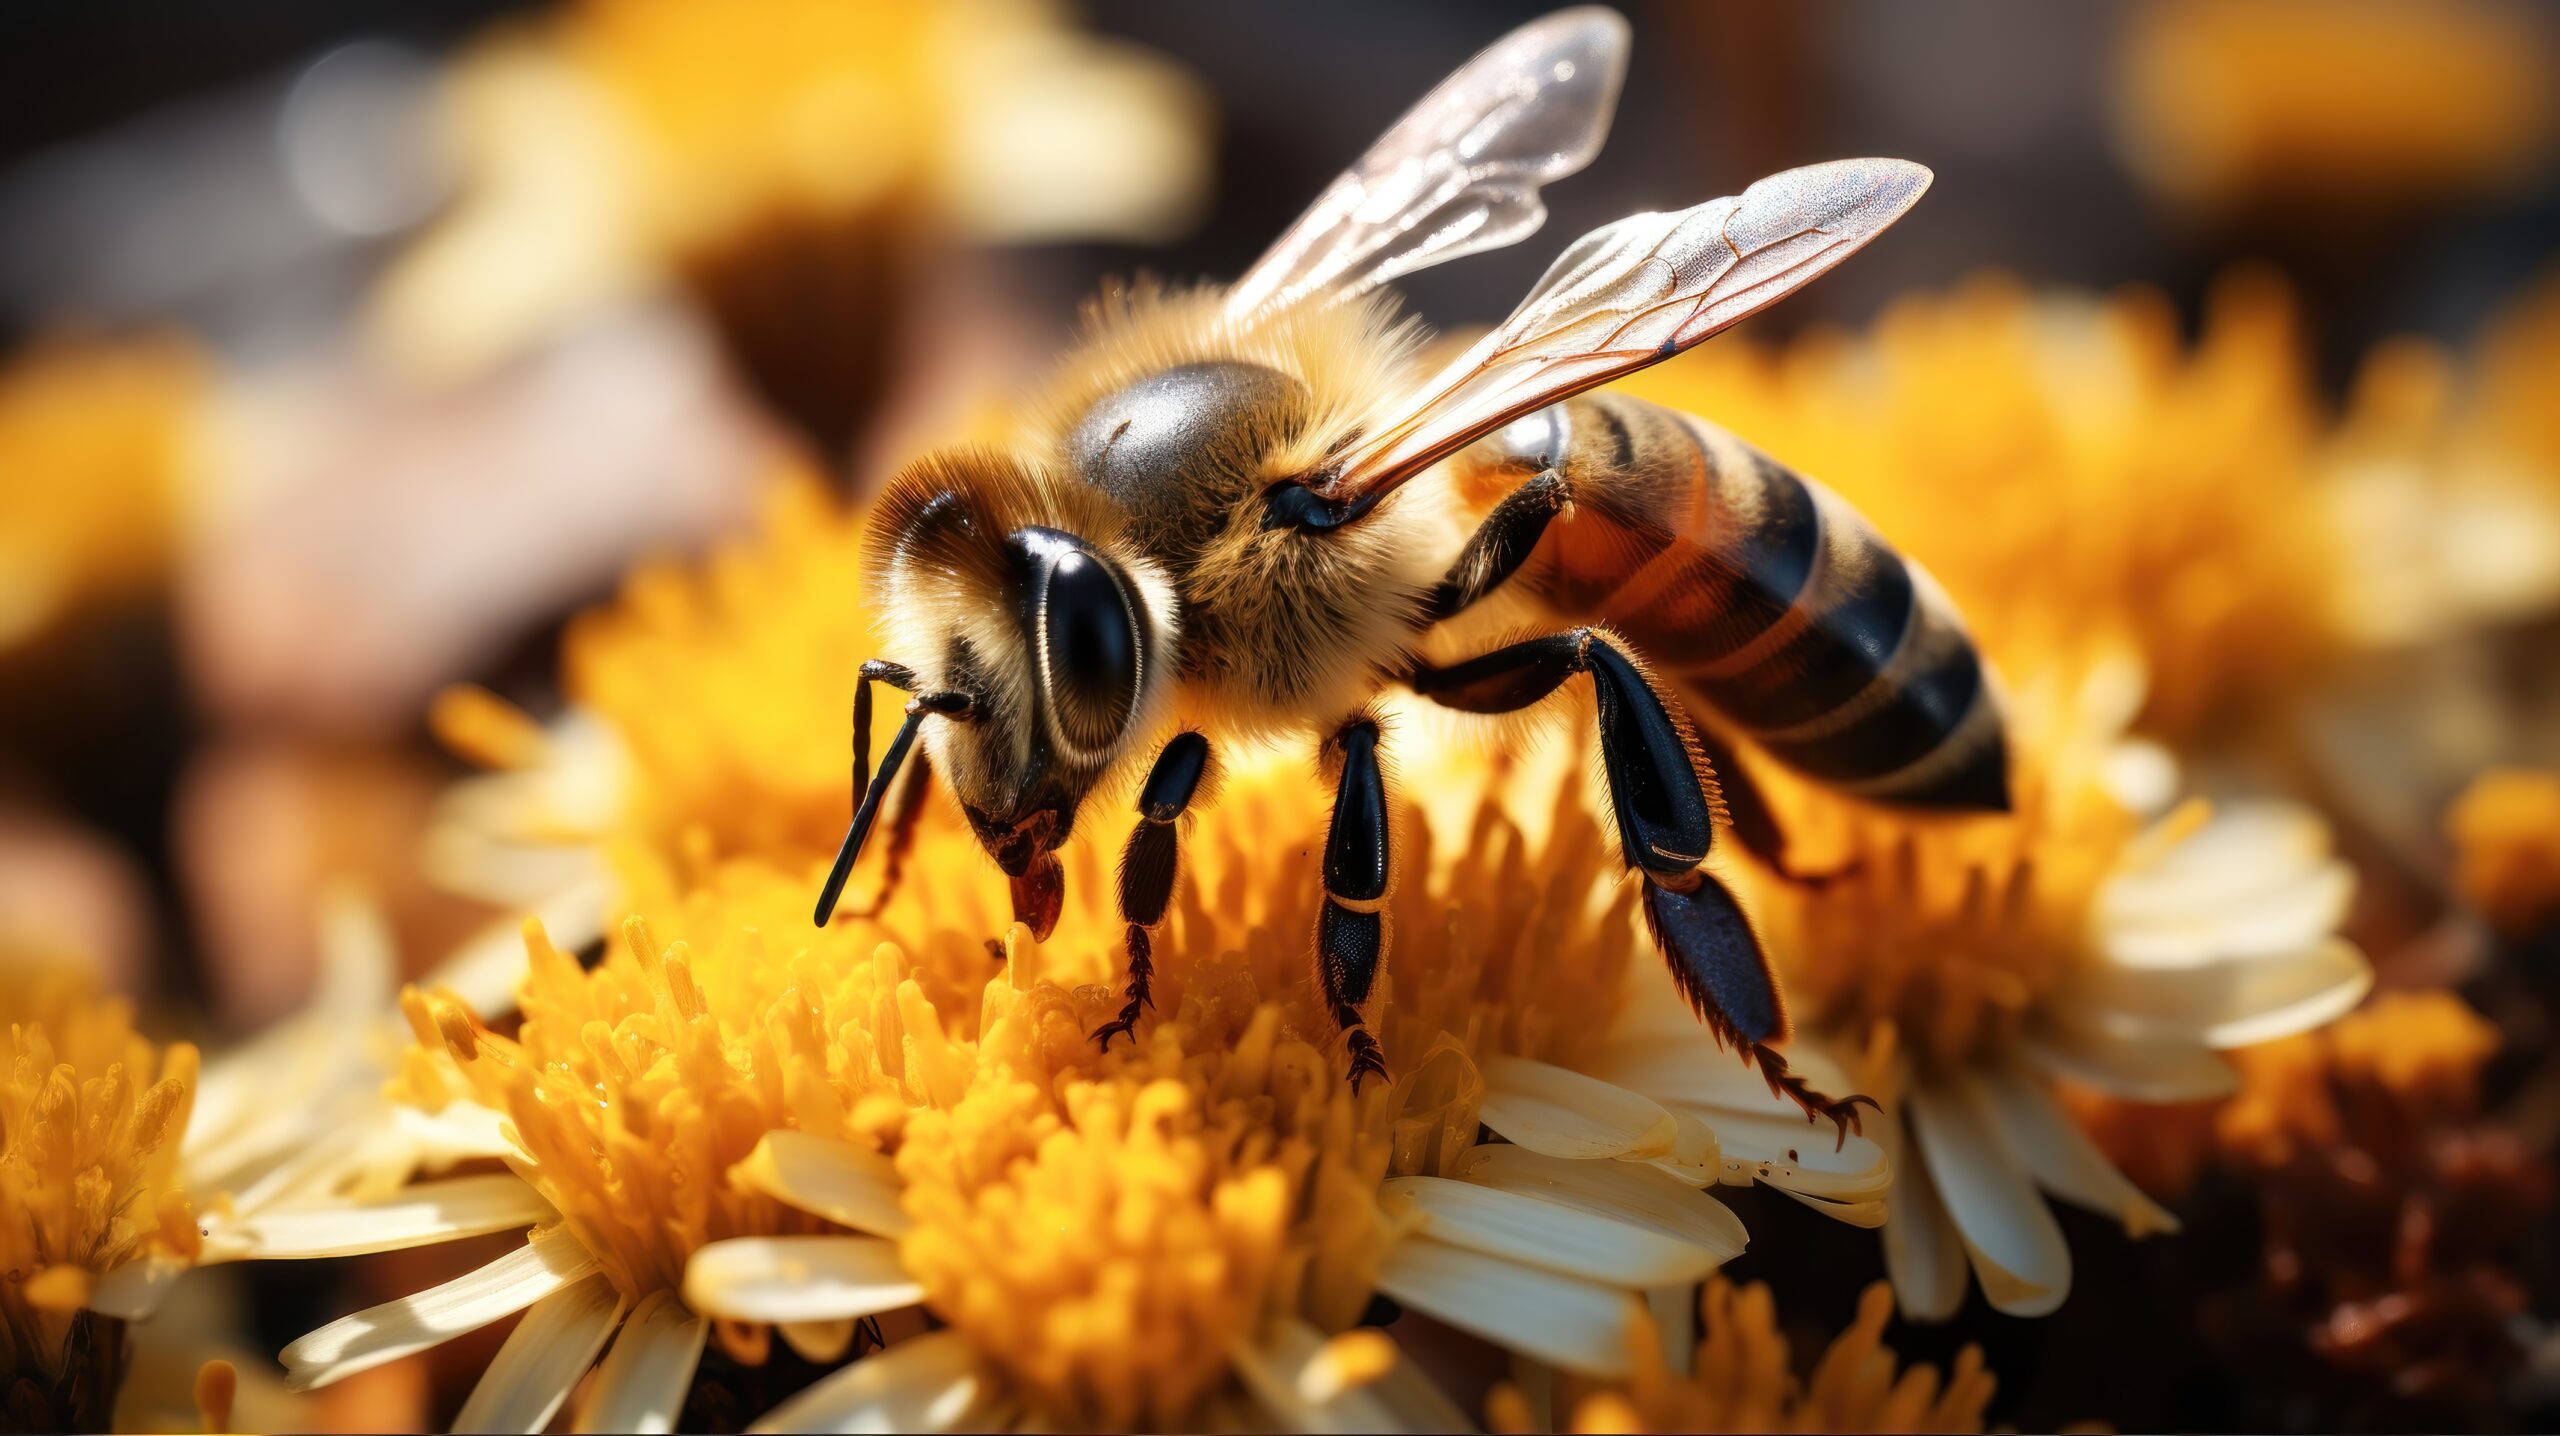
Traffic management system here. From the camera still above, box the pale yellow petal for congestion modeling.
[682,1235,921,1324]
[1374,1237,1641,1377]
[1979,1061,2179,1238]
[281,1226,597,1391]
[575,1289,705,1435]
[451,1275,624,1434]
[1454,1143,1748,1259]
[1699,1108,1892,1203]
[2070,937,2373,1049]
[746,1329,985,1434]
[239,1174,554,1259]
[1478,1057,1677,1160]
[1907,1075,2071,1318]
[737,1131,910,1238]
[1383,1175,1735,1286]
[2020,1025,2238,1102]
[1881,1118,1970,1322]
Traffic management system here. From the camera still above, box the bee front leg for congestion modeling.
[1426,469,1569,622]
[1092,732,1214,1052]
[1408,629,1875,1144]
[1320,717,1392,1092]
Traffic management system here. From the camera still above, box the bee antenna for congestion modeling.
[815,674,970,928]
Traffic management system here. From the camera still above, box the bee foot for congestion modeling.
[1344,1028,1390,1093]
[1750,1041,1878,1149]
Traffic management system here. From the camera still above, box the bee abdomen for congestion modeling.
[1523,393,2007,811]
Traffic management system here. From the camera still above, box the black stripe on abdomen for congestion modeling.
[1691,520,1916,730]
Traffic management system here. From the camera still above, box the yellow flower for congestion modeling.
[2113,0,2556,215]
[0,335,207,654]
[1491,1279,1994,1435]
[1723,653,2368,1319]
[0,961,201,1430]
[2213,989,2503,1170]
[1614,271,2338,736]
[392,475,1895,1428]
[2446,768,2560,942]
[371,0,1209,383]
[2322,333,2560,645]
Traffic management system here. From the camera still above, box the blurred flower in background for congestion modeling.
[373,0,1208,454]
[2114,0,2556,219]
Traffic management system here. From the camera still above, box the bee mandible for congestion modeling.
[814,6,2007,1136]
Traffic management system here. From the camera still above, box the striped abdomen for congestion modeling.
[1463,392,2007,809]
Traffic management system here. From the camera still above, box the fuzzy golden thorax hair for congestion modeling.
[1020,282,1465,735]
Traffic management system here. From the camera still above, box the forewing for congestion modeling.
[1221,7,1628,321]
[1322,159,1932,502]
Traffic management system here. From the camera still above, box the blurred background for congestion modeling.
[3,1,2558,1430]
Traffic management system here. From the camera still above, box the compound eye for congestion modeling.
[1039,550,1141,752]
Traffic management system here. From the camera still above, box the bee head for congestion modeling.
[868,450,1177,890]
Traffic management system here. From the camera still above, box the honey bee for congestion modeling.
[815,6,2006,1133]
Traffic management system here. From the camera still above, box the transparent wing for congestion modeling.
[1221,7,1629,322]
[1321,159,1932,503]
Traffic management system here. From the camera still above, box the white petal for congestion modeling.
[1878,1109,1969,1322]
[1384,1176,1735,1287]
[748,1330,985,1434]
[1907,1075,2071,1318]
[1978,1062,2178,1238]
[683,1235,921,1323]
[1477,1058,1677,1161]
[2100,861,2355,968]
[395,1101,520,1164]
[1697,1108,1891,1203]
[2111,801,2331,903]
[2020,1025,2238,1102]
[1374,1237,1640,1377]
[738,1131,910,1238]
[1778,1190,1889,1228]
[575,1289,706,1435]
[2069,938,2373,1049]
[1454,1144,1748,1260]
[235,1174,554,1259]
[1585,1035,1857,1123]
[451,1275,625,1434]
[1644,1106,1722,1187]
[87,1254,191,1320]
[281,1225,598,1391]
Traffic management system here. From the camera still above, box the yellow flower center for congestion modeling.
[1,962,200,1414]
[1504,1278,1994,1434]
[429,473,1706,1424]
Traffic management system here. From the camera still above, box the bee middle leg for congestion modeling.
[1092,732,1214,1051]
[1319,716,1392,1092]
[1407,629,1874,1142]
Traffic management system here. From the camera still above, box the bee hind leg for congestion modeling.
[1093,732,1214,1052]
[1408,629,1874,1144]
[1319,717,1391,1092]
